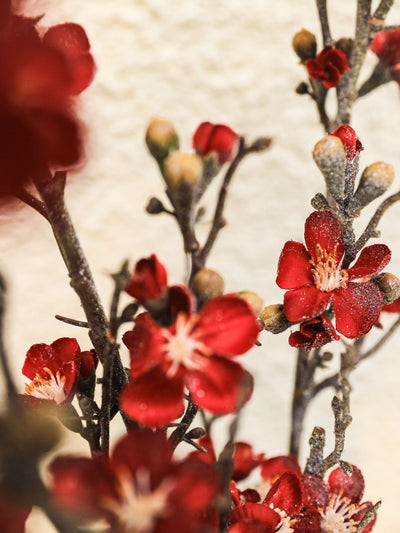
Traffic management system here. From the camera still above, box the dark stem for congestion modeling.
[316,0,333,46]
[168,398,198,451]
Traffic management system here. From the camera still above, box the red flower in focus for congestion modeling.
[50,429,219,533]
[193,122,238,164]
[289,315,340,352]
[276,210,391,338]
[0,10,94,197]
[318,465,377,532]
[22,337,81,405]
[125,254,168,301]
[120,294,259,426]
[305,46,349,88]
[330,125,363,160]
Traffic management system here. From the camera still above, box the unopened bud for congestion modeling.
[352,161,394,211]
[259,304,292,334]
[313,135,346,201]
[235,291,264,315]
[146,197,165,214]
[292,29,317,62]
[163,152,203,190]
[335,38,354,58]
[191,268,224,302]
[372,272,400,305]
[145,118,179,161]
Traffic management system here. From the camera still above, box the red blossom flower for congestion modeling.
[276,210,391,338]
[330,125,363,160]
[22,337,81,405]
[50,429,219,533]
[319,465,377,532]
[0,9,94,197]
[289,315,340,352]
[125,254,168,301]
[193,121,238,164]
[120,294,259,426]
[371,29,400,67]
[305,46,349,88]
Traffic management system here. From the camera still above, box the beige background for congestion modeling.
[1,0,400,530]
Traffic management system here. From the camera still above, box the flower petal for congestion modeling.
[283,286,331,323]
[276,241,313,290]
[332,282,383,338]
[230,503,280,533]
[304,210,344,262]
[195,296,259,356]
[125,254,168,301]
[328,465,365,504]
[260,455,301,486]
[186,356,253,414]
[120,366,184,427]
[347,244,391,280]
[264,472,303,515]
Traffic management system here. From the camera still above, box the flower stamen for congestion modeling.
[311,244,348,292]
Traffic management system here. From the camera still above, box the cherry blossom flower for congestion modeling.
[319,465,377,533]
[288,315,340,352]
[330,125,363,160]
[371,29,400,83]
[125,254,168,301]
[0,7,94,197]
[305,46,349,88]
[50,429,219,533]
[22,337,81,405]
[193,122,238,164]
[276,210,391,338]
[120,294,259,426]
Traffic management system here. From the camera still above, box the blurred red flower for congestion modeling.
[305,46,348,88]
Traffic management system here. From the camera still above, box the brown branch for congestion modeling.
[373,0,395,20]
[16,189,49,220]
[316,0,333,46]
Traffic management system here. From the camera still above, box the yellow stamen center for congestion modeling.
[311,244,348,292]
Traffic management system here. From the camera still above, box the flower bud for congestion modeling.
[352,161,394,210]
[191,268,224,303]
[313,135,347,201]
[163,152,203,190]
[145,118,179,161]
[330,125,363,161]
[259,304,292,334]
[292,29,317,62]
[146,197,165,214]
[372,272,400,305]
[193,122,238,165]
[235,291,264,315]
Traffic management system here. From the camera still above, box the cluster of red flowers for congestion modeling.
[0,2,94,197]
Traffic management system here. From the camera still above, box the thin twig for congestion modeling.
[16,189,49,220]
[373,0,395,20]
[55,315,89,328]
[360,315,400,360]
[316,0,333,46]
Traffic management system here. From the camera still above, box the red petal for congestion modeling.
[260,456,301,485]
[276,241,313,290]
[195,296,259,356]
[207,124,238,164]
[304,211,344,262]
[79,350,98,381]
[293,508,322,533]
[119,366,184,427]
[233,442,264,481]
[371,29,400,65]
[332,282,383,338]
[169,284,196,317]
[125,254,168,301]
[321,64,341,88]
[283,286,331,322]
[51,337,80,364]
[264,472,303,515]
[69,53,96,95]
[301,474,329,510]
[43,23,91,60]
[230,503,280,532]
[328,465,365,504]
[22,343,55,380]
[382,296,400,313]
[186,356,253,414]
[193,122,213,155]
[347,244,391,280]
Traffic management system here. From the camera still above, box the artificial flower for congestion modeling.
[305,46,348,88]
[276,210,391,338]
[193,121,238,164]
[288,315,340,352]
[371,29,400,84]
[22,337,81,405]
[120,294,259,426]
[125,254,168,302]
[330,125,363,160]
[50,428,219,533]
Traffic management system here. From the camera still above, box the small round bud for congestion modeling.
[191,268,224,302]
[313,135,346,201]
[335,38,354,58]
[235,291,264,315]
[163,152,203,190]
[146,197,165,215]
[372,272,400,305]
[259,304,292,334]
[352,161,394,211]
[292,29,317,62]
[145,118,179,161]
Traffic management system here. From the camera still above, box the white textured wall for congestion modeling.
[1,1,400,531]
